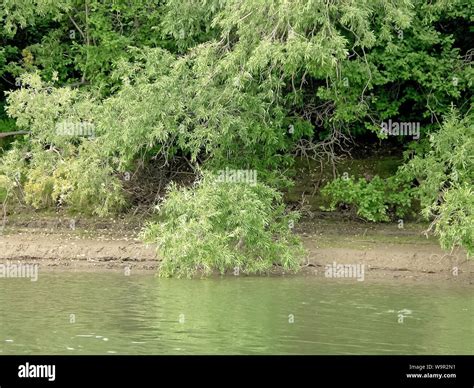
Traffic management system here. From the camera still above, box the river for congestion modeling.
[0,273,472,354]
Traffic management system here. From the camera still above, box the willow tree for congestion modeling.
[0,0,471,273]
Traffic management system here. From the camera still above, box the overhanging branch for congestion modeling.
[0,131,29,138]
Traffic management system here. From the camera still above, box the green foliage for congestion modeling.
[0,143,27,204]
[429,184,473,256]
[23,149,58,209]
[0,117,18,153]
[321,173,414,222]
[0,74,125,215]
[403,109,473,255]
[141,174,304,278]
[50,149,127,216]
[0,0,221,92]
[0,100,19,153]
[3,1,470,174]
[404,109,473,210]
[160,0,222,52]
[0,142,126,216]
[322,108,474,256]
[0,0,471,267]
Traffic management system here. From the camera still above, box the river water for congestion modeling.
[0,273,472,354]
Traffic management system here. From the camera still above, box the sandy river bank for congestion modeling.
[0,214,472,284]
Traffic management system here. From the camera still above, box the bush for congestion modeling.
[141,174,305,278]
[49,146,127,216]
[0,142,126,216]
[428,184,473,256]
[404,109,473,256]
[320,174,414,222]
[321,109,473,256]
[23,150,59,209]
[0,144,27,205]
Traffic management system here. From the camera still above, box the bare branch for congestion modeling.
[0,131,29,138]
[67,14,86,41]
[292,123,353,178]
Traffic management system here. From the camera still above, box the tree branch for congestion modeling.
[0,131,29,138]
[67,14,86,41]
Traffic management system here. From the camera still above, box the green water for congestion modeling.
[0,273,472,355]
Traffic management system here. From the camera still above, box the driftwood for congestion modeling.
[0,131,29,138]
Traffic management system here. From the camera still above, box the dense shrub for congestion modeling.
[428,184,473,256]
[404,109,473,256]
[321,109,473,256]
[320,174,414,222]
[141,174,304,278]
